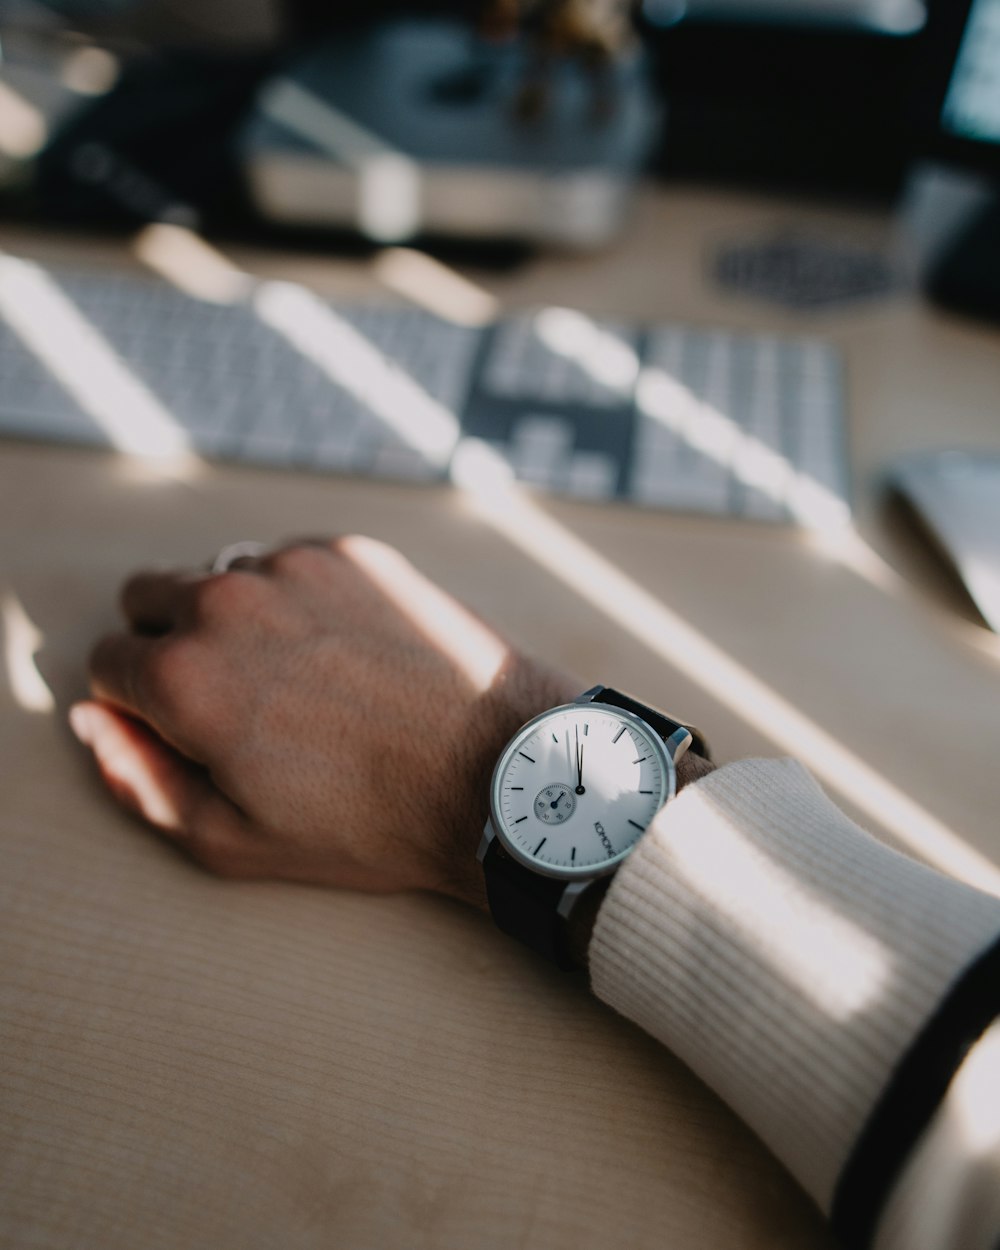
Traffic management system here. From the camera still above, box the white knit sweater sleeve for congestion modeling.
[589,758,1000,1250]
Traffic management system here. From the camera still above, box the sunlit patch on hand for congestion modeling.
[340,536,508,694]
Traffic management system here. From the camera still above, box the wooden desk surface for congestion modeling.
[2,186,999,1250]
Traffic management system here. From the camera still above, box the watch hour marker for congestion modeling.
[639,789,653,794]
[511,786,524,791]
[628,819,645,831]
[552,733,559,743]
[515,816,528,824]
[534,837,547,855]
[519,752,535,763]
[612,726,626,743]
[584,723,589,736]
[632,756,647,765]
[571,847,576,861]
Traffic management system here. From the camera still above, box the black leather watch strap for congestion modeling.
[586,687,710,760]
[481,838,579,970]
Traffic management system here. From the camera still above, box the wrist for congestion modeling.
[429,655,579,914]
[676,748,717,792]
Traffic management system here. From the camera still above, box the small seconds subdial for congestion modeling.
[534,783,576,825]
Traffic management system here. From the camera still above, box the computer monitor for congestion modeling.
[917,0,1000,319]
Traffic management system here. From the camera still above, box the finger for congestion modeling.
[121,569,204,634]
[255,537,338,576]
[69,700,257,874]
[88,629,216,763]
[88,629,164,722]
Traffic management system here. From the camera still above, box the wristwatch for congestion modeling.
[477,686,709,969]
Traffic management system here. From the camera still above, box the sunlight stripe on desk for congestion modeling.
[452,439,1000,897]
[133,224,252,305]
[253,279,460,467]
[2,594,54,714]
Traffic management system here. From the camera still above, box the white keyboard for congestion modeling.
[0,256,850,525]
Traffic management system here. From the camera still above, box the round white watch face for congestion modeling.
[490,702,675,879]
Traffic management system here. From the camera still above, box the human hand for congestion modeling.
[71,537,576,909]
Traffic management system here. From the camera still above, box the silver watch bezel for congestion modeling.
[486,700,678,882]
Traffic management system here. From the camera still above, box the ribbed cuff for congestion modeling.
[589,758,1000,1212]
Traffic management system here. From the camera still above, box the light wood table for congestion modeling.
[2,185,999,1250]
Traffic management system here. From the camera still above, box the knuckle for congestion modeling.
[87,631,119,682]
[268,542,333,581]
[142,637,204,720]
[87,631,145,711]
[190,569,263,627]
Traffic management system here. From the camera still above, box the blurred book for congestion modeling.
[238,18,662,248]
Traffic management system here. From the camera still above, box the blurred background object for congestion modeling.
[640,0,924,196]
[908,0,1000,320]
[1,0,998,288]
[237,17,661,247]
